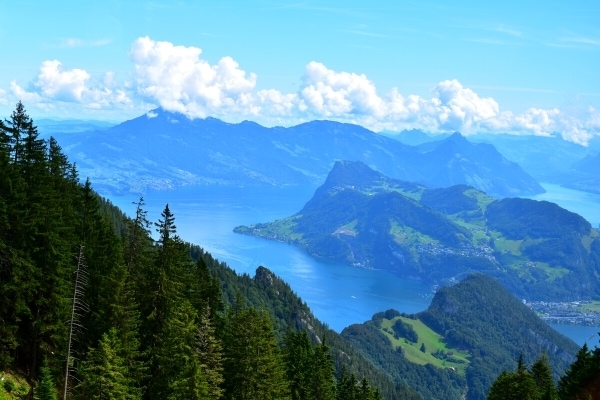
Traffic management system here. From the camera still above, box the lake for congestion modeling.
[109,185,433,333]
[107,182,600,345]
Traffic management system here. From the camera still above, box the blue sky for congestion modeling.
[0,0,598,143]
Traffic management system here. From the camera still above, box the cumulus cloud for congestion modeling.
[127,39,599,144]
[299,62,386,117]
[35,60,90,102]
[3,36,597,145]
[8,60,132,113]
[130,36,257,118]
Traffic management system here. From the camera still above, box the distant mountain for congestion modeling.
[469,133,595,183]
[382,129,449,146]
[342,274,580,400]
[51,108,543,197]
[235,160,600,300]
[414,132,544,197]
[36,118,116,135]
[553,152,600,194]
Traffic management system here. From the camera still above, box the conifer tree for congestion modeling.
[223,306,290,400]
[104,261,146,397]
[196,305,224,400]
[35,358,58,400]
[311,339,336,400]
[284,330,313,400]
[557,342,600,400]
[531,353,555,399]
[77,328,136,400]
[154,299,208,400]
[284,330,336,400]
[336,365,358,400]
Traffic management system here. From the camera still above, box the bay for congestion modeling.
[549,324,600,347]
[525,183,600,228]
[106,182,600,342]
[108,185,432,332]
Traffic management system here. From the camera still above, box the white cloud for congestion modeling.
[10,81,42,103]
[256,89,297,116]
[130,36,257,118]
[430,79,500,132]
[299,62,386,117]
[8,60,132,113]
[3,36,597,145]
[35,60,90,102]
[59,38,112,48]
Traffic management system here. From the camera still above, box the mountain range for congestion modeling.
[391,129,600,194]
[47,108,543,198]
[235,160,600,301]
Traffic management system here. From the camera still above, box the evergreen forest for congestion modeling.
[0,102,409,399]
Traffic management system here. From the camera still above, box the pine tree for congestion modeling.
[77,328,136,400]
[155,299,208,400]
[196,305,224,400]
[34,358,58,400]
[104,261,146,398]
[283,331,336,400]
[223,306,290,400]
[557,342,600,400]
[487,356,543,400]
[531,353,555,399]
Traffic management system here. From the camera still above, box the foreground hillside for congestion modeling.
[236,160,600,301]
[342,274,580,400]
[49,108,543,198]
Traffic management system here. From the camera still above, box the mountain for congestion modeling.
[36,118,116,134]
[414,132,544,197]
[341,274,580,400]
[469,133,598,184]
[553,152,600,194]
[235,160,600,301]
[51,108,543,197]
[382,129,449,146]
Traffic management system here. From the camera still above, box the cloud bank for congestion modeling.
[6,36,599,145]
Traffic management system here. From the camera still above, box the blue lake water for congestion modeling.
[525,183,600,228]
[107,182,600,344]
[109,185,433,332]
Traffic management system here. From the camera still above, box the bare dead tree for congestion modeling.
[63,245,89,400]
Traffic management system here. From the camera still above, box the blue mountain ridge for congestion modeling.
[49,108,544,197]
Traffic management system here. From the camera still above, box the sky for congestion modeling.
[0,0,599,144]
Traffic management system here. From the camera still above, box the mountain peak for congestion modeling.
[324,160,385,188]
[447,131,467,142]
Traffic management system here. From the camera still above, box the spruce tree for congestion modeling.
[156,299,208,400]
[196,305,224,400]
[336,365,358,400]
[223,306,290,400]
[104,261,146,398]
[35,358,58,400]
[557,342,600,400]
[531,353,555,399]
[77,328,136,400]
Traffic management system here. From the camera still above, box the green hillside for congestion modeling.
[379,316,470,375]
[236,160,600,301]
[342,275,580,400]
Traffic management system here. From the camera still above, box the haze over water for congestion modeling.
[109,182,600,343]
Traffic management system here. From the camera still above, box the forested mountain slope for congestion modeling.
[236,160,600,301]
[342,275,580,400]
